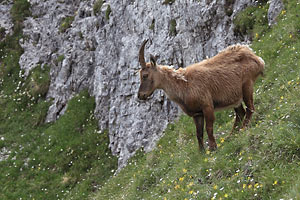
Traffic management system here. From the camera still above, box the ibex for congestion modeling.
[137,40,265,150]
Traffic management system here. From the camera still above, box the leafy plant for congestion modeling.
[93,0,104,16]
[105,5,111,20]
[169,19,177,36]
[162,0,175,5]
[59,16,75,33]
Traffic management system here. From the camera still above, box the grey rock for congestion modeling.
[0,0,13,39]
[0,147,10,162]
[268,0,284,26]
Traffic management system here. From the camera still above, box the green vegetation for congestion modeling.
[0,89,118,199]
[10,0,31,32]
[0,0,117,199]
[59,16,75,33]
[56,54,65,64]
[149,19,155,31]
[93,0,104,16]
[162,0,175,5]
[0,27,5,39]
[224,0,234,16]
[94,0,300,199]
[105,5,111,21]
[169,19,177,36]
[233,1,269,40]
[26,64,50,99]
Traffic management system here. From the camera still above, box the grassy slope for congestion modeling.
[94,1,300,199]
[0,0,117,199]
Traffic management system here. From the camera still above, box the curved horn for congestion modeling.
[139,39,149,69]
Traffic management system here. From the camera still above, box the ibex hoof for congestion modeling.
[208,143,217,151]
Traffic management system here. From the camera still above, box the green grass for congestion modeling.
[234,1,269,40]
[0,1,117,199]
[93,0,300,199]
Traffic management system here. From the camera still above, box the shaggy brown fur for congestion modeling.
[138,40,264,150]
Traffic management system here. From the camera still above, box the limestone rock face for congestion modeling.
[0,0,13,39]
[17,0,265,168]
[268,0,284,26]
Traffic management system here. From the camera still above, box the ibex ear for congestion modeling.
[150,54,157,68]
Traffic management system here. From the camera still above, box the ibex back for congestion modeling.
[137,40,265,150]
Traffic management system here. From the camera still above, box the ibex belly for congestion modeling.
[213,98,243,111]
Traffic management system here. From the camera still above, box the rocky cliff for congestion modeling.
[0,0,283,168]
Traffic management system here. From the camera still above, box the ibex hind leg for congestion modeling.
[203,106,217,151]
[193,114,205,152]
[242,80,255,128]
[231,104,246,133]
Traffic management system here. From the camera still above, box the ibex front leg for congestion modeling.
[193,113,204,151]
[203,106,217,150]
[242,80,255,128]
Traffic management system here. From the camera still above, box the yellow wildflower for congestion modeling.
[164,197,167,200]
[248,184,252,189]
[179,177,184,182]
[188,182,194,187]
[220,137,225,143]
[273,180,278,185]
[206,150,210,155]
[213,185,218,190]
[189,190,194,194]
[174,185,180,190]
[183,168,187,173]
[224,193,228,198]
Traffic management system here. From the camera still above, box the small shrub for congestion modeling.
[169,19,177,36]
[93,0,103,16]
[26,64,50,99]
[10,0,31,31]
[162,0,175,5]
[57,54,65,63]
[225,0,234,16]
[105,5,111,20]
[59,16,74,33]
[149,19,155,31]
[233,4,268,40]
[0,27,6,39]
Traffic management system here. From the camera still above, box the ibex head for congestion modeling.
[137,39,160,100]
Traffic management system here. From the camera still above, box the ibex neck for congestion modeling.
[157,65,187,102]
